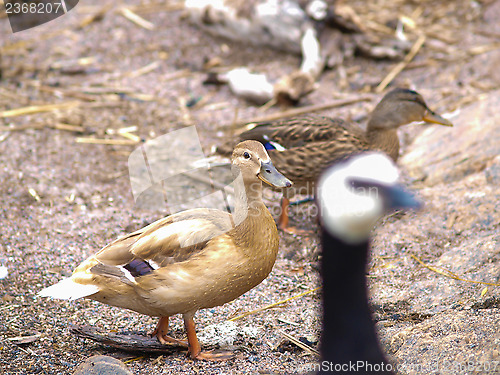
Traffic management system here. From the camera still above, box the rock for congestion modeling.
[380,310,500,373]
[73,355,133,375]
[197,320,261,348]
[484,155,500,185]
[401,90,500,186]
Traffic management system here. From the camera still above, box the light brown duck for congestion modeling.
[39,140,292,361]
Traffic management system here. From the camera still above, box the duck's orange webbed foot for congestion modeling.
[152,316,188,347]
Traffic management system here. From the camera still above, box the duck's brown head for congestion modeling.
[231,140,292,188]
[368,88,453,131]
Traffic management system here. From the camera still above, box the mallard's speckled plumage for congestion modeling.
[237,89,452,192]
[39,141,292,361]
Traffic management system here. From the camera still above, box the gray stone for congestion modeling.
[73,355,133,375]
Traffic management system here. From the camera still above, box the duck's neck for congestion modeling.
[230,178,279,265]
[319,228,393,375]
[232,178,266,224]
[365,127,399,162]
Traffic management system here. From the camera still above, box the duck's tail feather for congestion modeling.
[38,278,100,300]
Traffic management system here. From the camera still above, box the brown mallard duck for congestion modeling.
[221,88,451,231]
[39,141,292,361]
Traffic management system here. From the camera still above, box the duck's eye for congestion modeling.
[243,152,251,159]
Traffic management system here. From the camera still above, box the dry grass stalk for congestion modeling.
[76,138,138,146]
[0,102,79,118]
[0,30,62,55]
[411,255,500,287]
[376,34,426,93]
[228,287,321,322]
[38,85,97,102]
[118,131,142,143]
[28,188,41,201]
[123,357,145,364]
[220,96,372,130]
[119,7,155,30]
[49,123,87,133]
[0,123,86,133]
[130,2,184,14]
[78,4,112,28]
[467,42,500,56]
[125,61,161,79]
[0,124,43,132]
[280,331,319,356]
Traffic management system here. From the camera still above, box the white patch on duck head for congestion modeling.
[317,153,399,244]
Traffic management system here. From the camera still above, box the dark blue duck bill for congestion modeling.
[383,183,422,210]
[348,178,422,211]
[6,0,79,33]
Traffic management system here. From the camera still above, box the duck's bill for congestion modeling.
[423,110,453,126]
[258,161,293,188]
[382,183,422,211]
[349,178,422,211]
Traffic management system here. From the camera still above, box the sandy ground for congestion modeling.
[1,0,499,374]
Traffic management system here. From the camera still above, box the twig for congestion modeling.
[411,254,500,287]
[69,325,181,353]
[119,7,155,30]
[228,287,321,321]
[219,96,371,130]
[376,34,426,93]
[280,331,319,356]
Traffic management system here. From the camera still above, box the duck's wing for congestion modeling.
[39,208,235,301]
[266,140,365,185]
[94,208,234,268]
[240,115,366,150]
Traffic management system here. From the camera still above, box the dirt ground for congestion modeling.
[1,0,499,374]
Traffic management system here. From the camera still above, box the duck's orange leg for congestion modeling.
[151,316,188,347]
[183,314,234,361]
[278,196,312,235]
[278,197,290,230]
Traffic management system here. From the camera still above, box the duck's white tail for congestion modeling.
[38,278,99,300]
